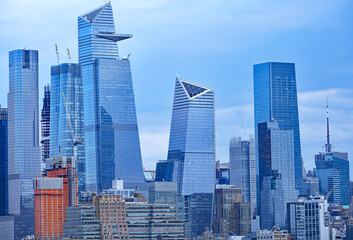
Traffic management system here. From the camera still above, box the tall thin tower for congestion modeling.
[8,49,41,238]
[325,99,332,153]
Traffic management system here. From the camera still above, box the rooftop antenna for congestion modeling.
[325,97,332,153]
[67,48,71,64]
[55,44,60,65]
[243,114,247,140]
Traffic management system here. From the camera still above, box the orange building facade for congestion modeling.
[34,161,78,239]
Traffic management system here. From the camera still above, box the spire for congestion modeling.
[325,98,332,153]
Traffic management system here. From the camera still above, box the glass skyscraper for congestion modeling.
[50,63,86,195]
[0,107,8,216]
[315,152,350,205]
[78,3,146,193]
[167,77,215,196]
[254,62,303,195]
[8,49,41,238]
[229,136,257,216]
[258,121,298,230]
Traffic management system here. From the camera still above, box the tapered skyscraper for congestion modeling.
[78,3,146,193]
[254,62,303,195]
[167,77,215,195]
[8,49,41,238]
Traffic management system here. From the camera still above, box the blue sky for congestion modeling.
[0,0,353,174]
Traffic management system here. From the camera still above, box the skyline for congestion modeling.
[0,0,353,175]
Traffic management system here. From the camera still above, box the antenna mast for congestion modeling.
[325,98,332,153]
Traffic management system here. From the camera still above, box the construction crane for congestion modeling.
[67,48,71,64]
[62,92,80,206]
[310,183,337,200]
[55,44,60,64]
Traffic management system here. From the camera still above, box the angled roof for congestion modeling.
[80,2,110,23]
[177,77,212,99]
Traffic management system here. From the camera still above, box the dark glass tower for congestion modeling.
[50,63,86,195]
[0,107,8,216]
[41,85,50,163]
[254,62,303,195]
[258,121,298,230]
[78,3,146,193]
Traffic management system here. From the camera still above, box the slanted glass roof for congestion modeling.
[182,81,207,98]
[81,4,107,23]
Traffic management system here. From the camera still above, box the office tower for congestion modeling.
[8,49,41,238]
[0,107,8,216]
[63,205,101,239]
[314,105,350,206]
[41,85,50,163]
[215,161,230,185]
[233,202,251,236]
[229,136,256,215]
[33,156,78,239]
[213,185,242,237]
[167,77,215,195]
[78,2,146,194]
[125,202,185,239]
[50,63,86,196]
[258,121,298,230]
[287,195,330,240]
[148,181,178,205]
[254,62,303,195]
[182,193,213,239]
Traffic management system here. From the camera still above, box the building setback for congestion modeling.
[8,49,41,239]
[78,2,146,194]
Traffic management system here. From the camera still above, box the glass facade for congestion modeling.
[167,77,215,196]
[229,137,257,215]
[50,63,86,196]
[78,3,146,193]
[254,62,303,196]
[8,49,41,217]
[315,152,350,205]
[0,108,8,216]
[258,121,298,230]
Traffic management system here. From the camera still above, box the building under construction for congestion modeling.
[34,155,78,239]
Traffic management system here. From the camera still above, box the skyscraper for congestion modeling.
[258,121,298,230]
[8,49,41,238]
[314,104,350,206]
[254,62,303,194]
[50,63,85,195]
[229,136,257,215]
[167,77,215,195]
[78,2,146,194]
[41,85,50,163]
[0,107,8,216]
